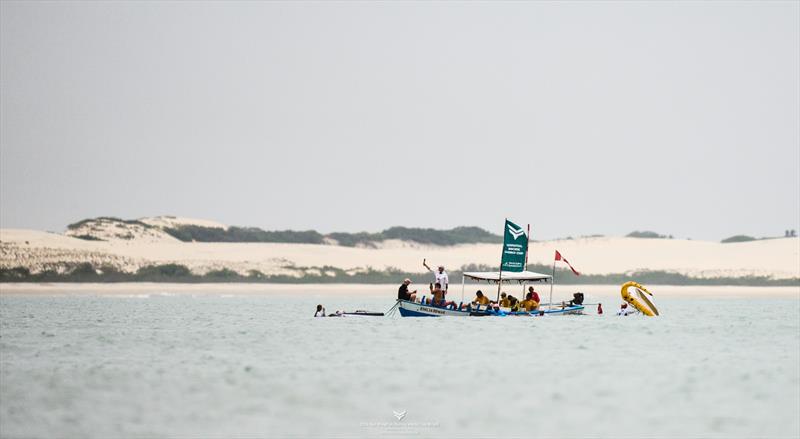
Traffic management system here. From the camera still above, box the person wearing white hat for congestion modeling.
[422,259,449,293]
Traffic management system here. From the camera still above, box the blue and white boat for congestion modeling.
[395,219,585,318]
[396,270,585,317]
[396,300,584,317]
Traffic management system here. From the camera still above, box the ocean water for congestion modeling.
[1,285,798,439]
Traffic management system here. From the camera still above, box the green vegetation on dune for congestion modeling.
[67,217,152,230]
[626,231,673,239]
[2,263,796,286]
[721,235,758,243]
[162,225,326,244]
[71,234,105,241]
[1,267,31,280]
[719,234,797,243]
[327,226,501,247]
[161,224,501,246]
[136,263,193,279]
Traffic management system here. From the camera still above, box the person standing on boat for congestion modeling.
[422,259,449,293]
[397,278,417,302]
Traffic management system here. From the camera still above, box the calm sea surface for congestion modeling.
[1,285,798,438]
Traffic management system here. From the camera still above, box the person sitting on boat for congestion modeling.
[428,282,456,308]
[428,282,443,305]
[397,278,417,302]
[528,287,541,304]
[314,304,326,317]
[499,292,510,308]
[518,287,541,311]
[568,292,585,306]
[508,295,520,312]
[471,290,491,309]
[520,291,540,312]
[519,294,533,312]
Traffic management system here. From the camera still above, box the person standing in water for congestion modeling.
[617,303,638,316]
[314,304,326,317]
[617,303,628,315]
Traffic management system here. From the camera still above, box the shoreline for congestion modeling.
[1,282,798,298]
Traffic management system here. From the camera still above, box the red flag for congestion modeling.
[555,250,580,276]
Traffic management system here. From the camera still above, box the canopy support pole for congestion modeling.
[549,257,556,310]
[523,224,530,307]
[525,224,530,270]
[496,272,503,303]
[461,275,465,306]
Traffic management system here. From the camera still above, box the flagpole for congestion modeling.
[496,218,506,303]
[525,224,530,270]
[549,253,556,310]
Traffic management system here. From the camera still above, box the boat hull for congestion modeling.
[397,300,471,317]
[531,306,585,316]
[395,300,584,317]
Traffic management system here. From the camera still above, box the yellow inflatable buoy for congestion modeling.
[620,281,659,316]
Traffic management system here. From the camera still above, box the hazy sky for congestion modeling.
[1,1,798,240]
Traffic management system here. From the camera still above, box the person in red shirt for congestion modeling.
[528,286,541,304]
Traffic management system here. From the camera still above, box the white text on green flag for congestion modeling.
[501,219,527,272]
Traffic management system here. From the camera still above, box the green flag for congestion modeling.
[501,219,527,272]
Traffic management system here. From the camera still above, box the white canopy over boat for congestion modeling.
[463,271,552,282]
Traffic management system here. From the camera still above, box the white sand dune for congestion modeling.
[1,227,798,279]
